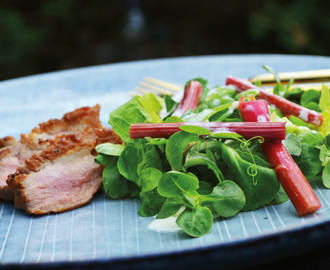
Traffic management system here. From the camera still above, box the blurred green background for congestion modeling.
[0,0,329,81]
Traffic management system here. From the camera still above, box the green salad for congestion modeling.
[94,67,330,237]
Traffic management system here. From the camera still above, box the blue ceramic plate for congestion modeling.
[1,54,330,270]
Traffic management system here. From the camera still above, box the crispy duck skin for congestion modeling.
[7,129,104,214]
[94,126,123,145]
[0,136,17,149]
[31,104,103,135]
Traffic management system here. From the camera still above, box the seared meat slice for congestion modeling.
[0,148,20,200]
[0,104,114,201]
[0,139,32,200]
[7,129,103,214]
[0,134,56,200]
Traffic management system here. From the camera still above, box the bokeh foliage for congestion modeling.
[0,0,328,81]
[249,0,330,55]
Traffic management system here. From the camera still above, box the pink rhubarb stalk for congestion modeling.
[238,96,321,216]
[172,80,203,117]
[129,122,286,140]
[227,75,324,126]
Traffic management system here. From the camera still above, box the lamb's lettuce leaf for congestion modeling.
[109,96,153,143]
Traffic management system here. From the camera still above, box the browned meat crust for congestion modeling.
[31,104,102,135]
[94,126,123,146]
[7,129,104,214]
[0,136,17,149]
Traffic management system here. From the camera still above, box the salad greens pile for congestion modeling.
[95,69,330,238]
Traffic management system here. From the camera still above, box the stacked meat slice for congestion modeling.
[0,136,23,200]
[0,105,122,214]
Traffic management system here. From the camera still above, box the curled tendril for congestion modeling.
[239,140,249,149]
[247,164,258,185]
[253,136,265,144]
[247,136,265,144]
[233,136,265,186]
[208,130,264,185]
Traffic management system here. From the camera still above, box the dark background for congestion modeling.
[1,0,330,81]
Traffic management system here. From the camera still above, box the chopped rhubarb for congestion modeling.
[172,80,203,117]
[238,97,321,216]
[129,122,286,140]
[261,141,321,216]
[226,75,324,126]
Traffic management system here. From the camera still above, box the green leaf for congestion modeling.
[179,125,211,135]
[184,149,224,182]
[297,131,324,148]
[263,65,281,85]
[109,96,152,143]
[182,102,234,122]
[320,144,330,162]
[322,161,330,189]
[164,95,178,112]
[138,189,166,217]
[143,145,163,170]
[138,167,163,192]
[293,143,322,179]
[254,81,262,87]
[164,116,184,123]
[95,143,125,156]
[283,133,302,156]
[325,133,330,147]
[117,142,140,182]
[139,92,163,115]
[267,185,289,205]
[273,83,284,96]
[236,150,271,168]
[182,193,197,208]
[103,166,139,199]
[195,99,221,112]
[203,181,246,217]
[176,206,213,237]
[305,101,321,112]
[197,181,213,195]
[220,143,280,211]
[210,133,243,140]
[262,65,289,97]
[301,89,321,108]
[156,197,184,219]
[166,131,200,171]
[94,153,117,167]
[289,115,309,127]
[224,118,243,122]
[157,171,199,198]
[146,139,168,146]
[205,86,236,103]
[283,87,303,99]
[209,103,237,122]
[320,83,330,112]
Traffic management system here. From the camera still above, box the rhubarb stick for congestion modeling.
[238,96,321,216]
[129,122,286,140]
[172,80,203,117]
[226,75,324,126]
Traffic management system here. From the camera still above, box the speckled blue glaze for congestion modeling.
[1,54,330,269]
